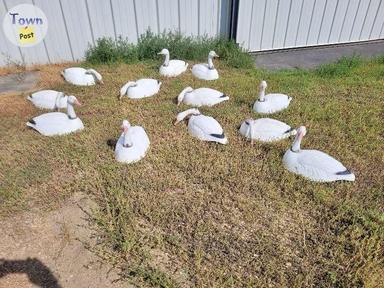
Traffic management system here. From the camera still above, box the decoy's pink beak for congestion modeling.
[75,99,82,106]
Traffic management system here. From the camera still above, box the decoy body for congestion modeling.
[177,87,229,107]
[61,67,103,86]
[158,48,188,77]
[26,96,84,136]
[115,120,150,163]
[283,126,355,182]
[120,79,161,99]
[174,108,228,144]
[27,90,67,110]
[192,51,219,80]
[239,118,296,143]
[253,81,292,114]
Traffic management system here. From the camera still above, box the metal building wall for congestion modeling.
[236,0,384,52]
[0,0,231,66]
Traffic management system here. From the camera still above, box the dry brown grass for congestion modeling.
[0,59,383,287]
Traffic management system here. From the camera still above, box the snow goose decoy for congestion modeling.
[158,48,188,77]
[174,108,228,144]
[283,126,355,182]
[253,81,292,114]
[177,86,229,107]
[119,78,161,100]
[61,67,103,86]
[27,90,67,110]
[192,51,219,80]
[115,120,150,164]
[239,118,296,143]
[26,95,84,136]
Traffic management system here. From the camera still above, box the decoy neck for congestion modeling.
[208,51,219,70]
[174,108,201,125]
[86,69,103,84]
[67,96,81,120]
[291,126,306,152]
[177,87,194,105]
[119,81,137,99]
[158,49,170,66]
[122,120,133,148]
[258,80,267,102]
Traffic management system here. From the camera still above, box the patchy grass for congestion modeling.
[1,57,383,287]
[85,31,254,69]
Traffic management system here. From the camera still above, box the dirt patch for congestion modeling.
[0,193,129,288]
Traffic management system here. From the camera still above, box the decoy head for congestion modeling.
[174,108,200,125]
[296,126,307,139]
[67,95,81,106]
[260,80,267,89]
[121,120,131,133]
[86,69,104,84]
[209,51,219,58]
[177,87,194,106]
[157,48,169,55]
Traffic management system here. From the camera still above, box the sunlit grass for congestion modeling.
[0,56,383,287]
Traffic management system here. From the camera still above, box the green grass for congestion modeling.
[1,56,384,287]
[85,31,254,69]
[315,55,363,77]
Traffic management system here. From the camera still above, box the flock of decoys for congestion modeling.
[26,49,355,182]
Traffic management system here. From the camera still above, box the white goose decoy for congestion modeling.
[61,67,103,86]
[119,78,161,100]
[192,51,219,80]
[177,87,229,107]
[158,48,188,77]
[283,126,355,182]
[174,108,228,144]
[27,90,67,110]
[239,118,296,143]
[253,81,292,114]
[115,120,150,164]
[26,95,84,136]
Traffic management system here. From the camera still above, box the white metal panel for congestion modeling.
[199,0,219,37]
[360,0,381,40]
[0,0,23,66]
[237,0,384,52]
[135,0,158,35]
[284,0,304,47]
[34,0,74,63]
[235,0,253,48]
[317,0,339,44]
[260,0,278,50]
[328,0,350,43]
[349,0,371,41]
[306,0,327,45]
[158,0,179,33]
[60,0,94,61]
[111,0,138,43]
[87,0,116,40]
[248,0,265,50]
[295,0,316,47]
[273,0,292,49]
[179,0,199,35]
[370,0,384,38]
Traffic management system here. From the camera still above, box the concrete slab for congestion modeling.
[253,40,384,70]
[0,71,39,94]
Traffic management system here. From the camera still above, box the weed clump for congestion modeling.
[315,55,362,77]
[85,31,254,69]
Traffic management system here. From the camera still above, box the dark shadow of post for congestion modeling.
[0,258,62,288]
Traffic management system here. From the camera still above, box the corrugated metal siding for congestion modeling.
[0,0,230,66]
[237,0,384,52]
